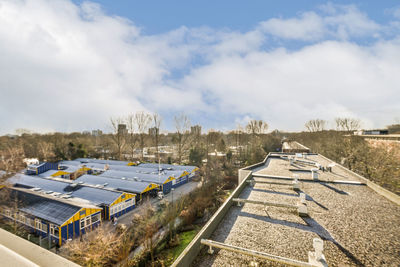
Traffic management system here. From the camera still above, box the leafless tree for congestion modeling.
[151,113,162,160]
[135,111,152,161]
[174,113,191,164]
[246,119,268,135]
[305,119,327,132]
[38,141,55,161]
[335,117,361,132]
[0,145,25,181]
[110,117,126,160]
[126,114,137,160]
[246,120,268,154]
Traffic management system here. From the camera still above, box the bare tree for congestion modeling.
[335,118,361,132]
[305,119,327,132]
[126,114,137,160]
[246,120,268,135]
[38,141,55,161]
[174,113,191,164]
[0,145,25,181]
[110,117,126,160]
[135,111,152,161]
[151,113,162,160]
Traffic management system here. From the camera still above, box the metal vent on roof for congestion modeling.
[71,183,78,187]
[32,187,41,191]
[78,181,84,184]
[45,191,53,194]
[122,177,126,180]
[103,183,108,186]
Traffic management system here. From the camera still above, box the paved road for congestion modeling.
[116,181,201,226]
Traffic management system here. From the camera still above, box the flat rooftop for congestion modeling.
[193,154,400,266]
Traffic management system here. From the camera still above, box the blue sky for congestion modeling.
[73,1,399,34]
[1,0,400,134]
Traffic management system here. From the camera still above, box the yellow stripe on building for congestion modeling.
[142,183,159,193]
[51,171,70,177]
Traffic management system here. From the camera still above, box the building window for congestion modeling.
[91,213,100,224]
[85,216,91,227]
[35,219,41,230]
[80,219,85,229]
[50,224,55,236]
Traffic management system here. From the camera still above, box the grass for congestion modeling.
[157,228,200,266]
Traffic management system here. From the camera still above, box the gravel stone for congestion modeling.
[193,155,400,267]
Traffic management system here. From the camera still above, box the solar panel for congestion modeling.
[76,174,152,194]
[12,190,81,226]
[8,174,121,206]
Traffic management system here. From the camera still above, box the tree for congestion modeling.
[173,113,191,164]
[126,114,137,160]
[217,138,226,152]
[245,120,268,162]
[135,112,152,161]
[305,119,327,132]
[151,113,162,160]
[110,117,126,160]
[246,119,268,135]
[335,117,361,132]
[189,146,205,166]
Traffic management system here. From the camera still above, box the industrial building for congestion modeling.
[2,158,198,249]
[75,174,159,201]
[0,187,102,246]
[100,170,175,194]
[8,174,136,221]
[173,143,400,267]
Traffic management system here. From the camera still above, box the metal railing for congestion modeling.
[201,239,317,267]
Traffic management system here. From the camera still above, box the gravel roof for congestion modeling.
[193,154,400,267]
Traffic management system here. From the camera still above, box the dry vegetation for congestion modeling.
[293,131,400,195]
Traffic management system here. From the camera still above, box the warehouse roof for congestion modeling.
[138,163,198,173]
[75,158,131,166]
[63,160,187,178]
[38,170,60,178]
[75,174,158,194]
[69,158,198,174]
[7,189,82,226]
[9,174,122,206]
[191,153,400,267]
[100,170,173,185]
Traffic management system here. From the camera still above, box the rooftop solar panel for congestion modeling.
[9,174,120,206]
[76,174,152,194]
[12,190,81,226]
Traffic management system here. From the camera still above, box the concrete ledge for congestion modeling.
[318,154,400,206]
[0,228,80,267]
[171,171,253,267]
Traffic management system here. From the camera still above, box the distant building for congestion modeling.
[82,131,91,135]
[354,129,389,135]
[148,127,159,136]
[92,129,103,136]
[118,124,128,135]
[191,125,201,136]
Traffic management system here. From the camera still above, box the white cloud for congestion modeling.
[0,0,399,134]
[259,4,381,41]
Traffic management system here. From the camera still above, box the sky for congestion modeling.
[1,0,400,134]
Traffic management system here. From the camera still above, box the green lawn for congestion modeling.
[158,228,199,266]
